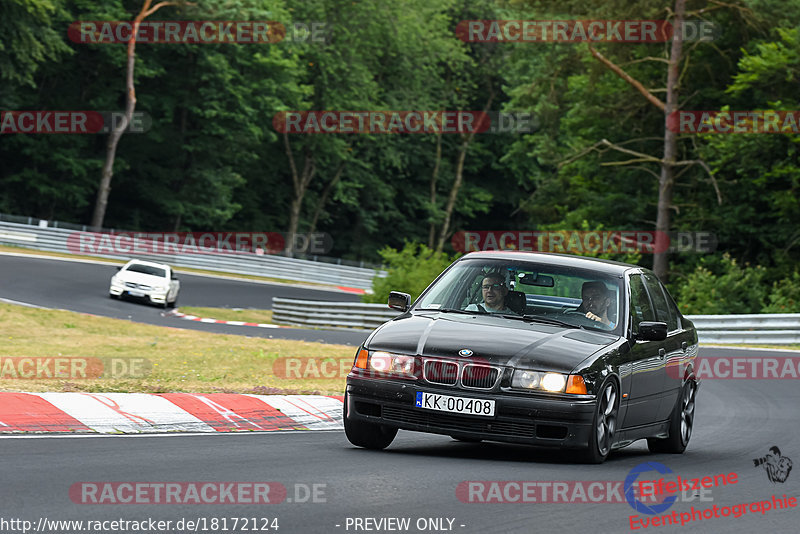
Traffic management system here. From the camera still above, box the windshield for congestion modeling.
[415,258,623,334]
[125,264,167,278]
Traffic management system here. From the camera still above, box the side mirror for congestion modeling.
[637,321,668,341]
[116,266,122,271]
[388,291,411,312]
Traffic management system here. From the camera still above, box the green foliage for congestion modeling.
[363,242,457,304]
[675,254,767,314]
[0,0,799,295]
[0,0,71,91]
[763,271,800,313]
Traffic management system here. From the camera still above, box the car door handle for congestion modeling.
[681,341,688,352]
[658,348,666,359]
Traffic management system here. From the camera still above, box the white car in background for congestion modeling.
[109,259,180,308]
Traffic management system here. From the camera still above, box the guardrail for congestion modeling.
[271,299,800,344]
[272,298,400,329]
[0,220,382,290]
[686,314,800,344]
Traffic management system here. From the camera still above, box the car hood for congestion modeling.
[366,312,619,373]
[115,271,167,286]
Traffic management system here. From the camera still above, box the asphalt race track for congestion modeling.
[0,253,368,345]
[2,372,799,534]
[1,252,799,533]
[0,256,800,534]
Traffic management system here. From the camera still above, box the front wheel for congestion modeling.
[582,379,619,463]
[343,393,397,450]
[648,380,696,454]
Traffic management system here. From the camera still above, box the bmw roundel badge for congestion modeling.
[458,349,473,357]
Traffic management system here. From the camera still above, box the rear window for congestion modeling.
[125,264,166,278]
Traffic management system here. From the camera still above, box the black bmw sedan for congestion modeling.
[344,252,699,463]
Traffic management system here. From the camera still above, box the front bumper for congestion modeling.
[346,376,596,449]
[109,282,168,302]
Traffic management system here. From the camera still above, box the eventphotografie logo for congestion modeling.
[753,446,793,484]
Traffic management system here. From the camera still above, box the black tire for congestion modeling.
[648,380,696,454]
[167,297,177,309]
[582,379,619,464]
[343,393,397,450]
[109,293,119,300]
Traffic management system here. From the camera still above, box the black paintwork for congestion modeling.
[347,251,699,451]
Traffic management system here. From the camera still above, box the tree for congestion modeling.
[91,0,185,230]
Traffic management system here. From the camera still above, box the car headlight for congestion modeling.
[512,370,540,389]
[541,372,566,392]
[512,370,587,394]
[353,349,417,378]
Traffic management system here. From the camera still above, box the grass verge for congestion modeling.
[0,302,351,394]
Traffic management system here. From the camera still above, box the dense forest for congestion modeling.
[2,0,799,311]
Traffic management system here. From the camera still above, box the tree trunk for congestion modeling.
[427,133,443,248]
[653,0,685,281]
[435,89,494,252]
[283,132,316,257]
[436,136,470,252]
[308,162,345,234]
[90,0,177,230]
[91,38,137,230]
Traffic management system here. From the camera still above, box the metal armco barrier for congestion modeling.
[0,220,382,290]
[271,299,800,344]
[272,298,401,329]
[686,314,800,345]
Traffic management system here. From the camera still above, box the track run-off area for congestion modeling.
[0,252,798,533]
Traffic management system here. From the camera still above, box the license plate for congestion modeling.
[415,392,495,417]
[128,291,144,297]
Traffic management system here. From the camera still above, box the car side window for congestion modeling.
[642,273,678,331]
[629,274,655,334]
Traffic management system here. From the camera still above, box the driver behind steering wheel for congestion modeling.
[575,281,616,328]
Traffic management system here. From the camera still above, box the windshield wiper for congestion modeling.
[508,314,584,329]
[439,307,488,315]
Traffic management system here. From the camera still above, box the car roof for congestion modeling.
[123,259,172,270]
[458,251,641,276]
